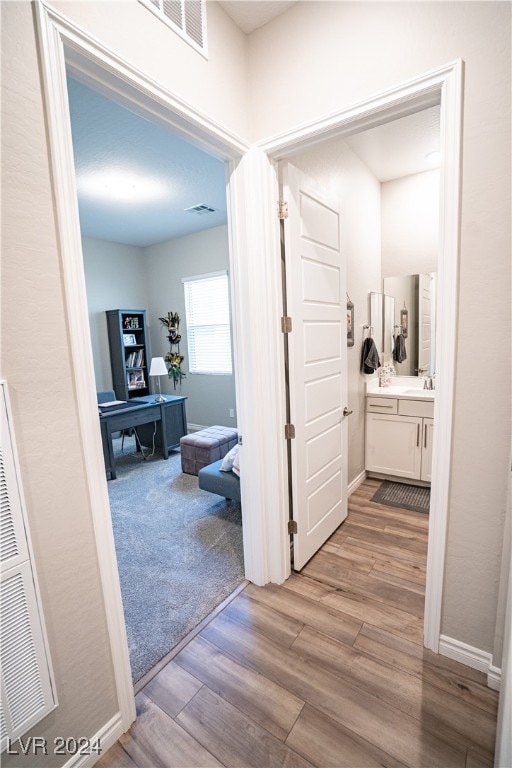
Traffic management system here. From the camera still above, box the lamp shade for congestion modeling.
[149,357,168,377]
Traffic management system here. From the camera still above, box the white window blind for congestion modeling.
[0,382,57,752]
[138,0,207,57]
[183,273,233,375]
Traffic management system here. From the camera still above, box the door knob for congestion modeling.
[343,407,353,416]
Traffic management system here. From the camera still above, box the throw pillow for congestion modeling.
[220,444,239,472]
[232,448,240,477]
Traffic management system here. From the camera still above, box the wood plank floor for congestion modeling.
[97,478,498,768]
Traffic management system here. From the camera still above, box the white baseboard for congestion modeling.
[439,635,501,690]
[63,712,125,768]
[348,470,367,496]
[186,423,208,433]
[488,664,502,692]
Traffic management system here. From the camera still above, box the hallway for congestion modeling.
[98,479,498,768]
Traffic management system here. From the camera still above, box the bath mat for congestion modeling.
[371,480,430,513]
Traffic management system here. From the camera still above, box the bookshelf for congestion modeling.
[106,309,152,401]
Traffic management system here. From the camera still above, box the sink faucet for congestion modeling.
[423,376,434,390]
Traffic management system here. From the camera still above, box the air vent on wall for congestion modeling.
[139,0,207,56]
[185,204,217,215]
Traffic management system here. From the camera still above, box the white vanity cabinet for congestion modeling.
[365,394,434,483]
[421,418,434,482]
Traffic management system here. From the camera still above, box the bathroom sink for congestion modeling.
[403,388,434,396]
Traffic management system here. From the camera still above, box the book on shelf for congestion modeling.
[125,350,145,368]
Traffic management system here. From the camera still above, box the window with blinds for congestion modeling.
[138,0,207,57]
[0,382,57,752]
[183,272,233,375]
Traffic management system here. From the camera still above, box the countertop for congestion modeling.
[366,384,435,401]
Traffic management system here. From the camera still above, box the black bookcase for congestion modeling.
[106,309,152,401]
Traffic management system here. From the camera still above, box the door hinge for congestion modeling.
[285,423,295,440]
[277,200,289,219]
[288,520,297,535]
[281,316,292,333]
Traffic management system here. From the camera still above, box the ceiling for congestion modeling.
[68,76,440,248]
[343,106,441,182]
[67,77,228,247]
[218,1,297,33]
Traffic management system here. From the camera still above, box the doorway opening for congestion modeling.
[65,74,245,685]
[280,102,440,558]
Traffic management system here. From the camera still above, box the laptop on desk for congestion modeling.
[98,398,155,413]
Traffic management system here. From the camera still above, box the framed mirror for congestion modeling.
[382,273,436,376]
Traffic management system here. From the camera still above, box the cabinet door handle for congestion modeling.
[369,404,394,408]
[417,424,420,447]
[424,424,427,449]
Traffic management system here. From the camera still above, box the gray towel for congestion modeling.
[361,337,380,373]
[393,334,407,363]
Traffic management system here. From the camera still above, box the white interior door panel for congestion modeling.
[282,163,347,570]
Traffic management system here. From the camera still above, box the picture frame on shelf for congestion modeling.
[123,333,136,346]
[127,370,145,389]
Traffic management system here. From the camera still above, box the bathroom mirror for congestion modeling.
[383,273,436,376]
[369,292,395,364]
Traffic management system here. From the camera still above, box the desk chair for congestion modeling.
[97,390,116,405]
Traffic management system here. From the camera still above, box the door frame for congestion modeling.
[34,0,289,744]
[259,60,464,653]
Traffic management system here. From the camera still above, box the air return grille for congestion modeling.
[0,383,56,752]
[139,0,207,56]
[185,204,217,216]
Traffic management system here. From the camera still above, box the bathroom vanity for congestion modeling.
[365,380,434,483]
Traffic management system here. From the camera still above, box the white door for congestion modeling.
[282,163,348,571]
[418,273,432,375]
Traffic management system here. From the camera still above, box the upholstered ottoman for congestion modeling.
[180,426,238,475]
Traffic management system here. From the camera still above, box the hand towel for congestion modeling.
[361,337,381,373]
[393,334,407,364]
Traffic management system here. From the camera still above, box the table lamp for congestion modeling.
[149,357,168,403]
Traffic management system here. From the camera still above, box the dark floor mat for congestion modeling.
[371,480,430,513]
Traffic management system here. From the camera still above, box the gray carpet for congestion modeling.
[108,436,244,683]
[371,480,430,513]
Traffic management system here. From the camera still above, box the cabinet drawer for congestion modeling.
[366,396,398,414]
[399,399,434,418]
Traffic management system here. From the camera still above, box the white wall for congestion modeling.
[291,139,381,486]
[82,237,148,391]
[82,230,235,428]
[1,5,118,762]
[145,225,237,429]
[381,170,439,277]
[53,0,250,141]
[248,0,511,666]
